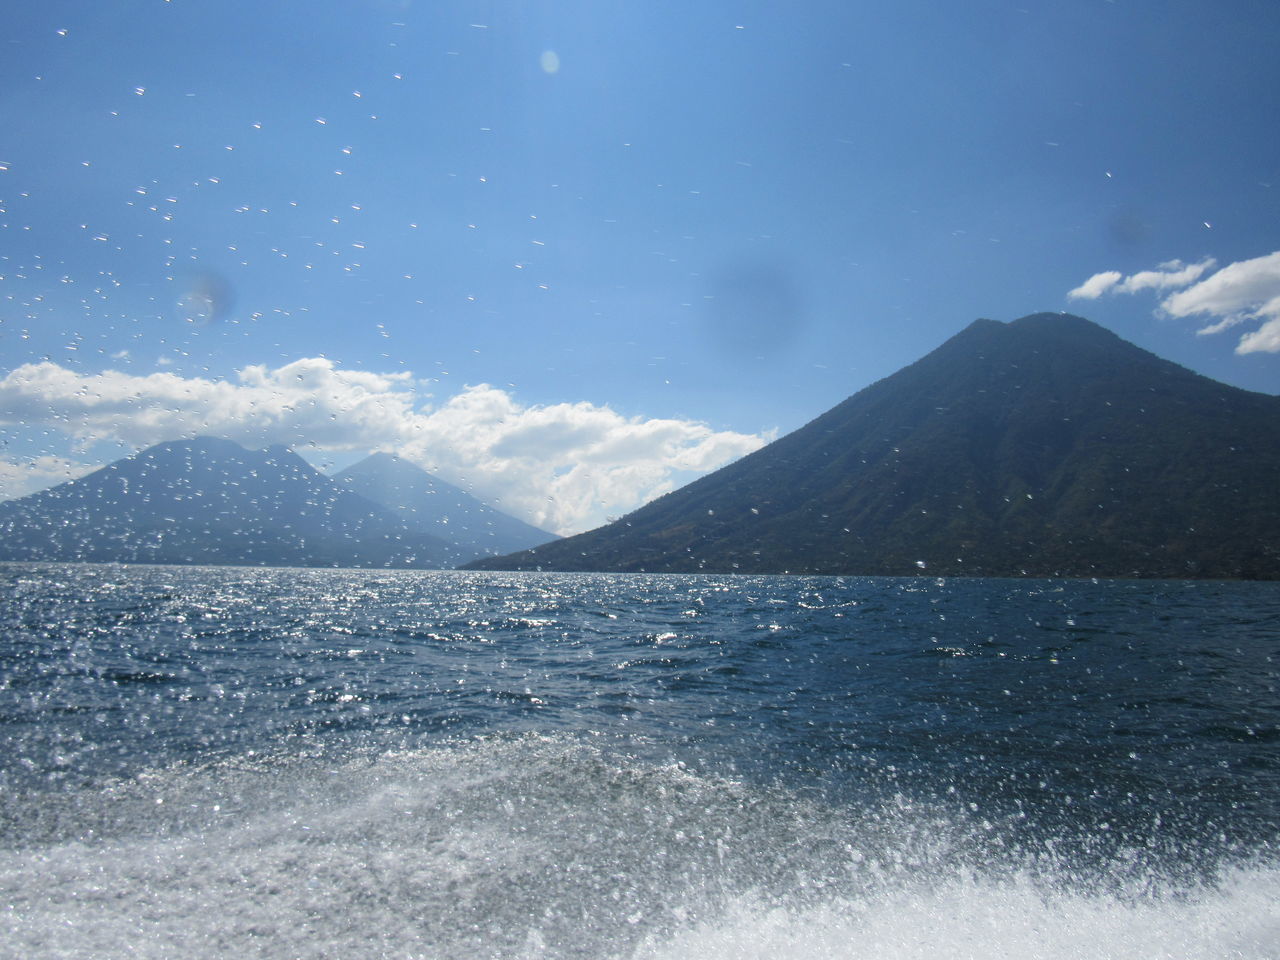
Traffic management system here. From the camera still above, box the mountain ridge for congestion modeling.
[334,452,556,560]
[467,313,1280,579]
[0,437,457,568]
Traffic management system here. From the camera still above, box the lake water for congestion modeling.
[2,563,1277,958]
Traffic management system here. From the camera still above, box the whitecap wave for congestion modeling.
[633,866,1280,960]
[3,735,1274,959]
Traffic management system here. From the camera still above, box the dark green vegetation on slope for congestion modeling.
[469,314,1280,579]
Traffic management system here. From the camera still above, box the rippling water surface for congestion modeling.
[2,563,1278,958]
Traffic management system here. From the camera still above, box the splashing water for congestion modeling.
[2,566,1277,958]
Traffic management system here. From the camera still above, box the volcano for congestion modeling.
[468,314,1280,579]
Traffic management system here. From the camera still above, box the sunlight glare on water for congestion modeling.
[1,566,1277,959]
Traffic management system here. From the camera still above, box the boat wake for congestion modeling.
[2,733,1275,959]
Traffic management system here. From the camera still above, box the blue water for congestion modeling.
[2,563,1278,958]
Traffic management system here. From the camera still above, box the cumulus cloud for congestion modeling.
[1066,270,1123,300]
[1159,251,1280,355]
[0,358,417,451]
[0,359,768,534]
[1117,259,1217,294]
[1067,252,1280,354]
[394,386,771,534]
[1067,259,1215,301]
[0,455,97,501]
[1237,317,1280,354]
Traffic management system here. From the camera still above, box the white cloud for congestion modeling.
[395,386,772,534]
[1236,308,1280,354]
[0,455,97,501]
[0,358,418,451]
[1116,258,1216,294]
[0,359,768,534]
[1192,314,1244,337]
[1066,270,1123,300]
[1159,251,1280,355]
[1067,252,1280,354]
[1067,259,1215,301]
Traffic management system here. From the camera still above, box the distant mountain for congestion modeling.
[468,313,1280,579]
[333,453,556,562]
[0,437,455,568]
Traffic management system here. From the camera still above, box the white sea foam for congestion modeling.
[633,867,1280,960]
[2,736,1275,960]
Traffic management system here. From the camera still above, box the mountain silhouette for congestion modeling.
[334,452,556,562]
[468,313,1280,579]
[0,437,455,568]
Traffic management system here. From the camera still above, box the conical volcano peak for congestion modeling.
[469,314,1280,579]
[1009,311,1104,331]
[334,452,556,560]
[945,312,1130,356]
[148,436,244,458]
[1006,312,1133,350]
[356,452,424,477]
[0,436,456,568]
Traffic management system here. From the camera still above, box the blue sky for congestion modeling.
[2,0,1278,533]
